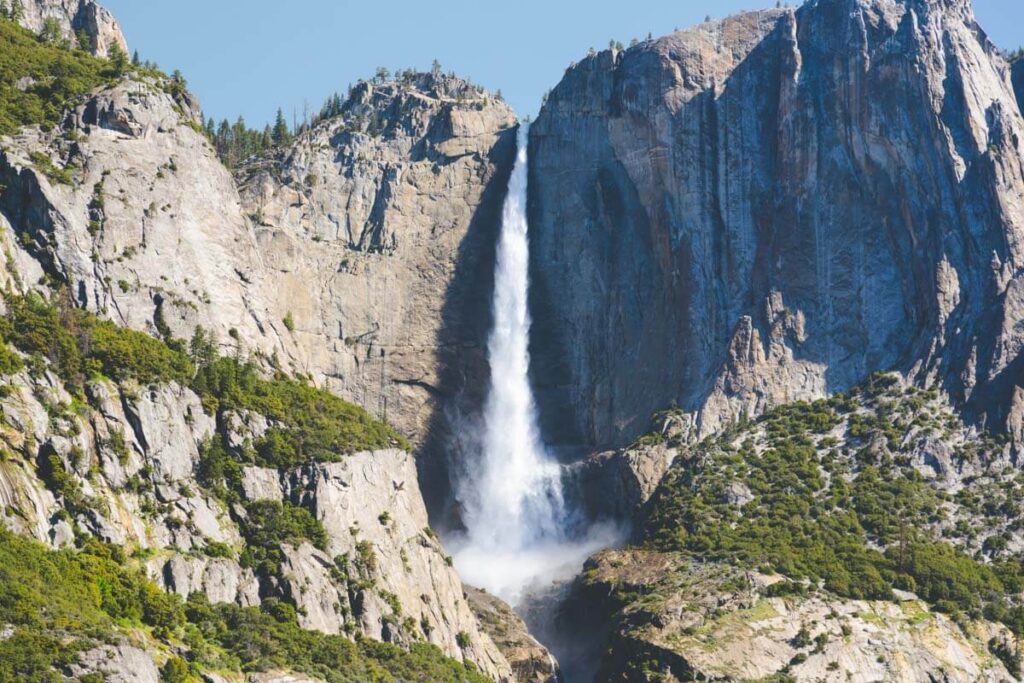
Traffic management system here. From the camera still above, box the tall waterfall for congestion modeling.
[453,125,612,606]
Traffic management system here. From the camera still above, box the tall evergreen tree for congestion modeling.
[108,43,128,75]
[40,17,62,44]
[272,108,290,146]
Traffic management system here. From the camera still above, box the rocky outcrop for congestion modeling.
[281,450,513,681]
[568,550,1017,683]
[154,554,261,607]
[70,643,160,683]
[237,74,517,443]
[0,358,513,678]
[466,587,559,683]
[565,410,688,522]
[17,0,128,57]
[530,0,1024,450]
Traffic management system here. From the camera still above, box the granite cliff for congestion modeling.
[529,0,1024,452]
[236,73,517,444]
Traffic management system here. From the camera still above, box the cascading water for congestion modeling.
[452,125,615,608]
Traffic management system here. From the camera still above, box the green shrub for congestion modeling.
[0,292,193,392]
[159,656,189,683]
[238,500,328,575]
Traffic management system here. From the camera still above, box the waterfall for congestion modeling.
[452,125,614,607]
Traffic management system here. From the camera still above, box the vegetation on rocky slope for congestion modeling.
[0,527,490,682]
[573,549,1019,682]
[0,18,117,136]
[0,286,487,680]
[641,374,1024,636]
[0,291,194,393]
[0,290,405,459]
[0,287,432,677]
[193,352,409,468]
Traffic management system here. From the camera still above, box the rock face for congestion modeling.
[567,550,1017,683]
[276,450,514,681]
[0,79,283,359]
[237,74,517,444]
[71,643,160,683]
[529,0,1024,450]
[466,586,559,683]
[0,67,517,461]
[1,71,519,454]
[17,0,128,57]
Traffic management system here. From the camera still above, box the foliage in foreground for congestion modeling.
[0,528,488,682]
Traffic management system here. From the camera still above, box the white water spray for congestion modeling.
[453,125,616,606]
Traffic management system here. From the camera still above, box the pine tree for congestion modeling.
[132,50,141,66]
[108,43,128,75]
[40,17,63,44]
[216,119,232,163]
[272,108,290,146]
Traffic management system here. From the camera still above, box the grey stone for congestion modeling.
[71,644,159,683]
[240,466,282,502]
[17,0,127,57]
[286,450,513,680]
[156,555,260,607]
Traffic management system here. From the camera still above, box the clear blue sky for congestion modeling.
[103,0,1023,128]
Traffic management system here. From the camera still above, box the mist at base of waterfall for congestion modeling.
[451,522,623,607]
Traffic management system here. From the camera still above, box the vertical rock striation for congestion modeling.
[530,0,1024,450]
